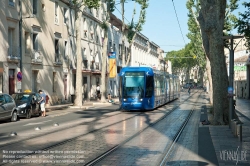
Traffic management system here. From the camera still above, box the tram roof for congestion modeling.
[119,67,180,78]
[119,66,167,76]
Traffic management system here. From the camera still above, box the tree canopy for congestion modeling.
[236,2,250,50]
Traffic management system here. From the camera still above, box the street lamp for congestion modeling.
[19,0,33,92]
[222,35,244,129]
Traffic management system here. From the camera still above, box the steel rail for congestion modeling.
[84,90,200,166]
[159,92,202,166]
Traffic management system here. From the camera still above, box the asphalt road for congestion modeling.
[0,104,120,143]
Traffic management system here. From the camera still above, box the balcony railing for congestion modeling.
[54,54,62,66]
[31,51,43,64]
[7,46,20,62]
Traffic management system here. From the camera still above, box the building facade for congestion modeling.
[0,0,167,104]
[0,0,20,94]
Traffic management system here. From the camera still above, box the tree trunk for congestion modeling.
[74,9,83,106]
[205,57,213,105]
[101,29,108,103]
[198,0,229,125]
[121,0,126,67]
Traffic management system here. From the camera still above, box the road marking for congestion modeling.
[23,120,52,126]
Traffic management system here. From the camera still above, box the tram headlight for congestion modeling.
[123,99,127,101]
[140,99,143,101]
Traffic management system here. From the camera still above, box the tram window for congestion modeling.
[146,76,154,97]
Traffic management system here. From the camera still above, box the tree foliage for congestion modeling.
[126,0,148,43]
[236,2,250,50]
[113,0,149,67]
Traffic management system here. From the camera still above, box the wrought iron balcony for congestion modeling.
[31,51,43,64]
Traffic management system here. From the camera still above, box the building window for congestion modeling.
[113,44,116,52]
[33,0,37,15]
[119,44,122,59]
[96,35,99,44]
[90,49,94,62]
[55,39,60,62]
[125,47,127,61]
[55,39,59,54]
[90,21,94,39]
[64,41,68,58]
[63,8,67,24]
[55,1,59,24]
[83,60,88,69]
[82,47,86,60]
[83,18,87,38]
[8,28,14,55]
[9,0,15,7]
[25,32,30,53]
[33,33,38,51]
[96,77,99,85]
[53,72,56,92]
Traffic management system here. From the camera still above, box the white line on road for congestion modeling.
[23,120,52,126]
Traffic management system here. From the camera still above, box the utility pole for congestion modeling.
[19,0,22,73]
[223,35,243,129]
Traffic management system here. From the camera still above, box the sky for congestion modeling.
[113,0,248,54]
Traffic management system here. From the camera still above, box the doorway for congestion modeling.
[9,69,15,95]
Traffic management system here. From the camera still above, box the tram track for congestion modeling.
[84,91,200,166]
[0,91,198,166]
[0,97,181,166]
[159,91,203,166]
[85,91,197,166]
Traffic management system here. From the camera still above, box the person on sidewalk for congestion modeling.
[96,84,101,100]
[188,87,191,95]
[38,90,46,117]
[108,93,114,103]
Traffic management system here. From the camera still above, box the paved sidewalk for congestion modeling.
[202,95,250,165]
[45,98,120,111]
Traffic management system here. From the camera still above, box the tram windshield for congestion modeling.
[123,72,145,98]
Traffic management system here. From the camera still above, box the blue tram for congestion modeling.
[118,67,180,111]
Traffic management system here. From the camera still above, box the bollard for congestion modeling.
[237,124,242,142]
[233,121,238,137]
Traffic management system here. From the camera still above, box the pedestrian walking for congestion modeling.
[96,84,101,100]
[188,87,191,95]
[38,90,46,117]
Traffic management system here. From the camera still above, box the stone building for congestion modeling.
[0,0,20,94]
[0,0,167,103]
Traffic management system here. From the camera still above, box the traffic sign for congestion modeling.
[17,72,22,81]
[17,81,21,90]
